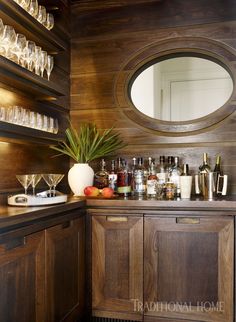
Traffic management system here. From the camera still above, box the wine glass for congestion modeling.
[24,40,36,71]
[34,46,42,75]
[0,19,5,55]
[30,174,42,195]
[19,0,30,10]
[1,25,16,58]
[45,13,54,30]
[37,6,47,24]
[11,33,27,64]
[28,0,39,18]
[45,55,54,81]
[51,174,64,196]
[40,50,47,77]
[16,174,33,195]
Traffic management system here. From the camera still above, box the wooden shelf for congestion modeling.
[0,121,64,145]
[0,0,68,54]
[0,56,66,100]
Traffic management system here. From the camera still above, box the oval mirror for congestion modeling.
[130,57,233,122]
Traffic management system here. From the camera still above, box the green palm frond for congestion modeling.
[50,123,126,163]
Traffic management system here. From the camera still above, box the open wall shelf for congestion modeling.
[0,0,68,54]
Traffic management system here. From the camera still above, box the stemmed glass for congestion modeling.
[1,25,16,58]
[19,0,30,10]
[40,50,47,77]
[45,55,54,81]
[37,6,47,24]
[16,174,33,195]
[45,13,54,30]
[34,46,42,75]
[52,174,64,196]
[42,174,55,197]
[28,0,39,18]
[11,33,27,64]
[0,19,5,55]
[24,40,36,71]
[30,174,42,195]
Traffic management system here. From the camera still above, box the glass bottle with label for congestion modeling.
[156,156,167,184]
[117,160,132,197]
[147,160,158,198]
[94,159,109,189]
[108,160,117,191]
[133,157,146,196]
[169,156,182,197]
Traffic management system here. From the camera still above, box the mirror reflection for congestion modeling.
[130,57,233,122]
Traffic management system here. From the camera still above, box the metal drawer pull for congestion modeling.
[176,217,200,224]
[106,216,128,222]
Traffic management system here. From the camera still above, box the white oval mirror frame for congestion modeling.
[130,56,233,122]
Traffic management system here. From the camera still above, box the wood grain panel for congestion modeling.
[71,0,236,196]
[71,0,236,39]
[144,216,234,322]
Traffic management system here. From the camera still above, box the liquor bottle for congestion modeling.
[169,156,182,197]
[199,153,211,173]
[147,160,158,198]
[156,156,167,184]
[133,157,146,196]
[165,156,174,177]
[182,164,189,176]
[117,160,132,197]
[130,157,137,195]
[94,159,109,189]
[214,155,223,195]
[108,160,117,191]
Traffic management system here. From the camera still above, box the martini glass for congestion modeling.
[42,174,54,197]
[30,174,42,195]
[52,174,64,196]
[16,174,33,195]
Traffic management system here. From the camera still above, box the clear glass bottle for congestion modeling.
[130,157,137,195]
[156,156,167,184]
[94,159,109,189]
[108,160,117,191]
[169,156,182,197]
[165,156,174,177]
[214,155,223,195]
[133,157,146,196]
[117,160,132,197]
[147,160,158,198]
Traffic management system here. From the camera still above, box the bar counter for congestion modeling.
[0,195,236,232]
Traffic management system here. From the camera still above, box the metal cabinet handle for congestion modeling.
[106,216,128,222]
[176,217,200,224]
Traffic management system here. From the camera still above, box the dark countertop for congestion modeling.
[0,195,236,232]
[0,197,86,232]
[86,195,236,212]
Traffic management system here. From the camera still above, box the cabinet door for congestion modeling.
[92,215,143,320]
[46,216,85,322]
[0,230,45,322]
[144,216,234,322]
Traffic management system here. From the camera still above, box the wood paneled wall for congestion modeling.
[71,0,236,194]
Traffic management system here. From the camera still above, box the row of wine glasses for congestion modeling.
[16,174,64,196]
[0,105,59,134]
[0,19,54,80]
[13,0,54,30]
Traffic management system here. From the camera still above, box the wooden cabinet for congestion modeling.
[92,214,143,321]
[144,216,234,322]
[46,216,85,322]
[0,230,45,322]
[0,212,85,322]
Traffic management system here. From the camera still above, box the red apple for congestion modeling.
[84,186,100,197]
[101,187,114,198]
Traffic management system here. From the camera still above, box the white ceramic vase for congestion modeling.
[68,163,94,196]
